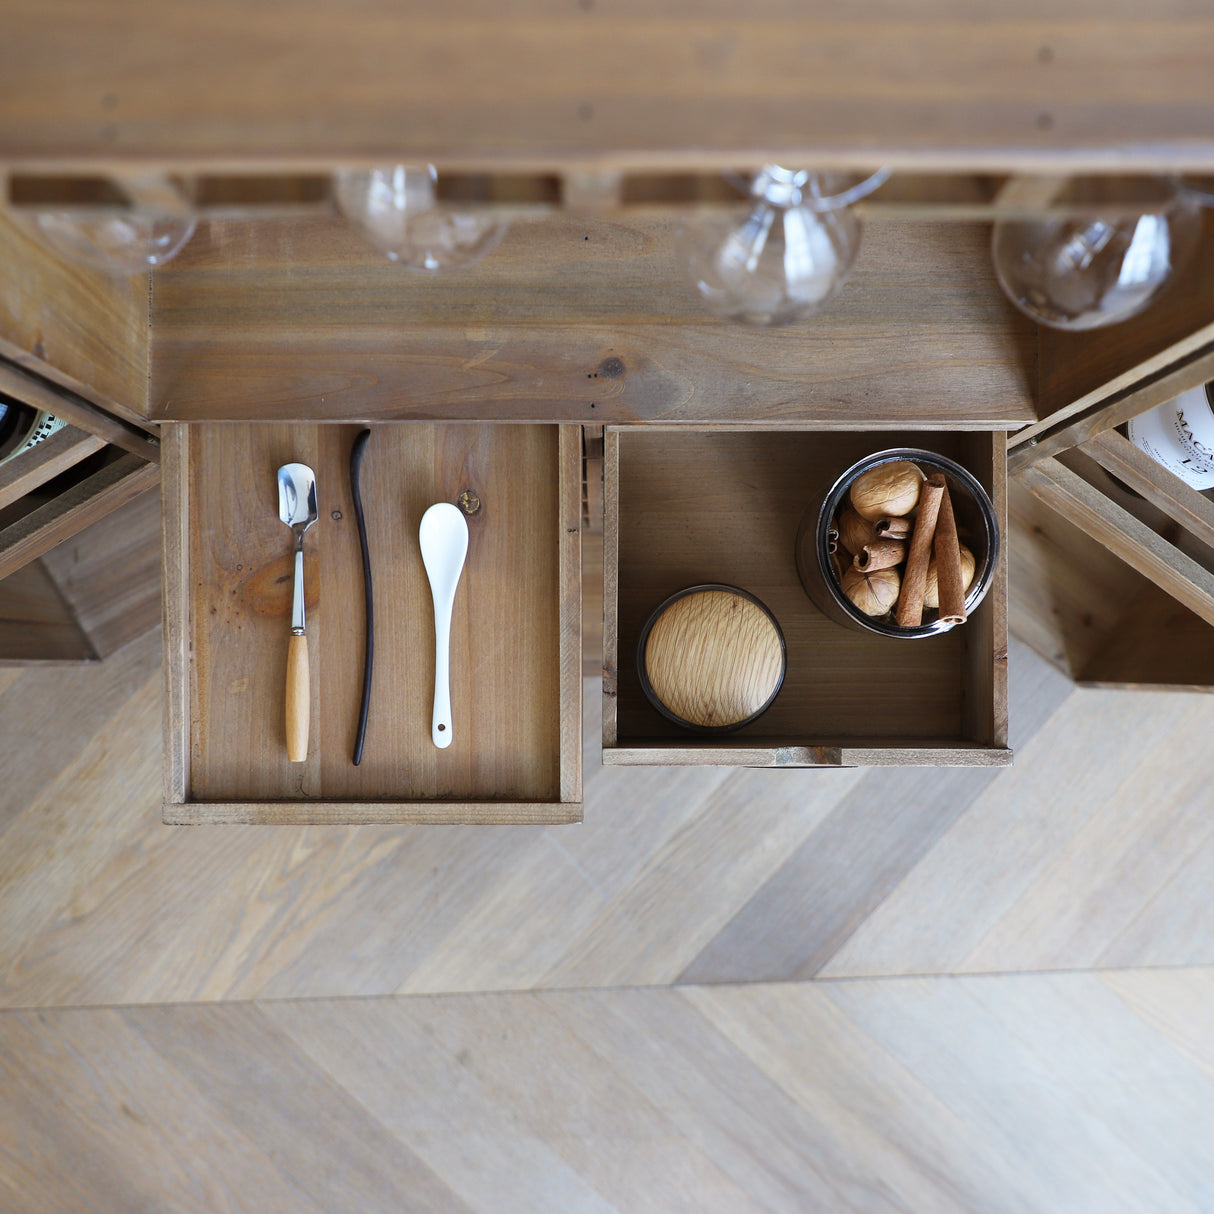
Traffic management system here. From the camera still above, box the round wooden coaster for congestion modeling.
[638,585,785,731]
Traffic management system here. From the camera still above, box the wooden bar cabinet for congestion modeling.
[3,1,1214,821]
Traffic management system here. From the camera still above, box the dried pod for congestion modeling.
[841,565,901,617]
[849,461,924,521]
[836,507,876,554]
[924,544,976,609]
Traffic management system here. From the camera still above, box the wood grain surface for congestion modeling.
[147,217,1036,428]
[1009,473,1214,690]
[0,559,97,663]
[35,488,162,661]
[606,428,1008,764]
[642,588,784,729]
[4,2,1214,171]
[0,214,152,424]
[0,451,159,583]
[1018,454,1214,629]
[167,422,581,822]
[0,422,106,512]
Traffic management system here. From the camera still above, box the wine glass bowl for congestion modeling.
[334,164,506,271]
[676,166,888,327]
[991,176,1202,332]
[33,212,197,276]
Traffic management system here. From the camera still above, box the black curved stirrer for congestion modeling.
[350,429,374,765]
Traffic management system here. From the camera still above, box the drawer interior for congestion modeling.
[164,422,581,824]
[605,428,1008,766]
[1009,473,1214,689]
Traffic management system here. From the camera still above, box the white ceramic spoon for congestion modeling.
[419,502,469,749]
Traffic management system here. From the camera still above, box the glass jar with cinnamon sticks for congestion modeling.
[795,449,999,639]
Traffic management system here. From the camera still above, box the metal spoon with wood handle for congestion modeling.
[419,502,468,749]
[277,463,318,762]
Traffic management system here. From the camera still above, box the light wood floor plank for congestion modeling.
[267,998,621,1214]
[124,1002,477,1213]
[0,1007,331,1214]
[3,976,1214,1212]
[820,687,1214,977]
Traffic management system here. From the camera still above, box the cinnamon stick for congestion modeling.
[854,539,906,573]
[826,525,839,556]
[874,515,912,540]
[933,480,967,625]
[895,473,946,627]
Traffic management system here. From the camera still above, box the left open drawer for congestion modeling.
[162,422,582,825]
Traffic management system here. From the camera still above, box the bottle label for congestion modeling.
[1127,385,1214,490]
[0,410,66,468]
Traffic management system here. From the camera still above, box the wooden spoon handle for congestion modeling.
[286,631,310,761]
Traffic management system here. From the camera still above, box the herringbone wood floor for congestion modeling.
[2,587,1213,1210]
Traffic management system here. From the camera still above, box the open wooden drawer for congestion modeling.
[162,422,582,825]
[603,426,1010,767]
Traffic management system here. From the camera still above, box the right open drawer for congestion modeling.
[603,426,1010,768]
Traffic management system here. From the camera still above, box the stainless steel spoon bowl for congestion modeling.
[277,462,318,761]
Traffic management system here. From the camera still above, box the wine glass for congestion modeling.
[33,212,196,276]
[334,164,506,271]
[676,166,889,326]
[991,177,1202,331]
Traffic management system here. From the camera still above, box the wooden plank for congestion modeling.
[602,429,620,748]
[5,4,1214,170]
[1017,455,1214,628]
[557,425,582,805]
[603,745,1012,768]
[606,428,1009,763]
[0,453,158,583]
[0,423,106,511]
[0,213,151,423]
[0,558,96,662]
[964,432,1009,749]
[38,490,162,660]
[147,216,1036,428]
[163,801,584,826]
[169,422,580,823]
[160,425,189,807]
[11,168,1201,224]
[1009,341,1214,476]
[0,358,160,461]
[1083,427,1214,553]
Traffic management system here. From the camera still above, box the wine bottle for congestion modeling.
[1125,383,1214,490]
[0,392,66,466]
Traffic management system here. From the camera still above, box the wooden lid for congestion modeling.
[640,586,785,730]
